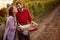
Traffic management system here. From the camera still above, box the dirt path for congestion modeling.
[30,5,60,40]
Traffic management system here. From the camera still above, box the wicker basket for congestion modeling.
[16,24,38,32]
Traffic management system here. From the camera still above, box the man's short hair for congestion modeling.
[16,2,22,5]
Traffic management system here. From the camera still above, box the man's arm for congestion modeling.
[27,9,38,26]
[27,9,33,23]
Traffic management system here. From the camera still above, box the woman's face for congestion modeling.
[13,7,18,13]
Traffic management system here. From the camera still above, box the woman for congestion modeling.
[3,6,18,40]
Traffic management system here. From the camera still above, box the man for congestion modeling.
[16,2,33,40]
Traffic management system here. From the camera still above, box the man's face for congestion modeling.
[16,3,22,9]
[16,3,22,12]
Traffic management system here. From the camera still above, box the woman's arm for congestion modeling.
[8,17,16,31]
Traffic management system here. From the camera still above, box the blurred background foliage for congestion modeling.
[0,0,60,22]
[0,0,60,23]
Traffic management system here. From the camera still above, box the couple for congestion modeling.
[3,2,36,40]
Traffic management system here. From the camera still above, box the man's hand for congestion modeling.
[18,24,25,31]
[17,23,21,26]
[31,21,38,26]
